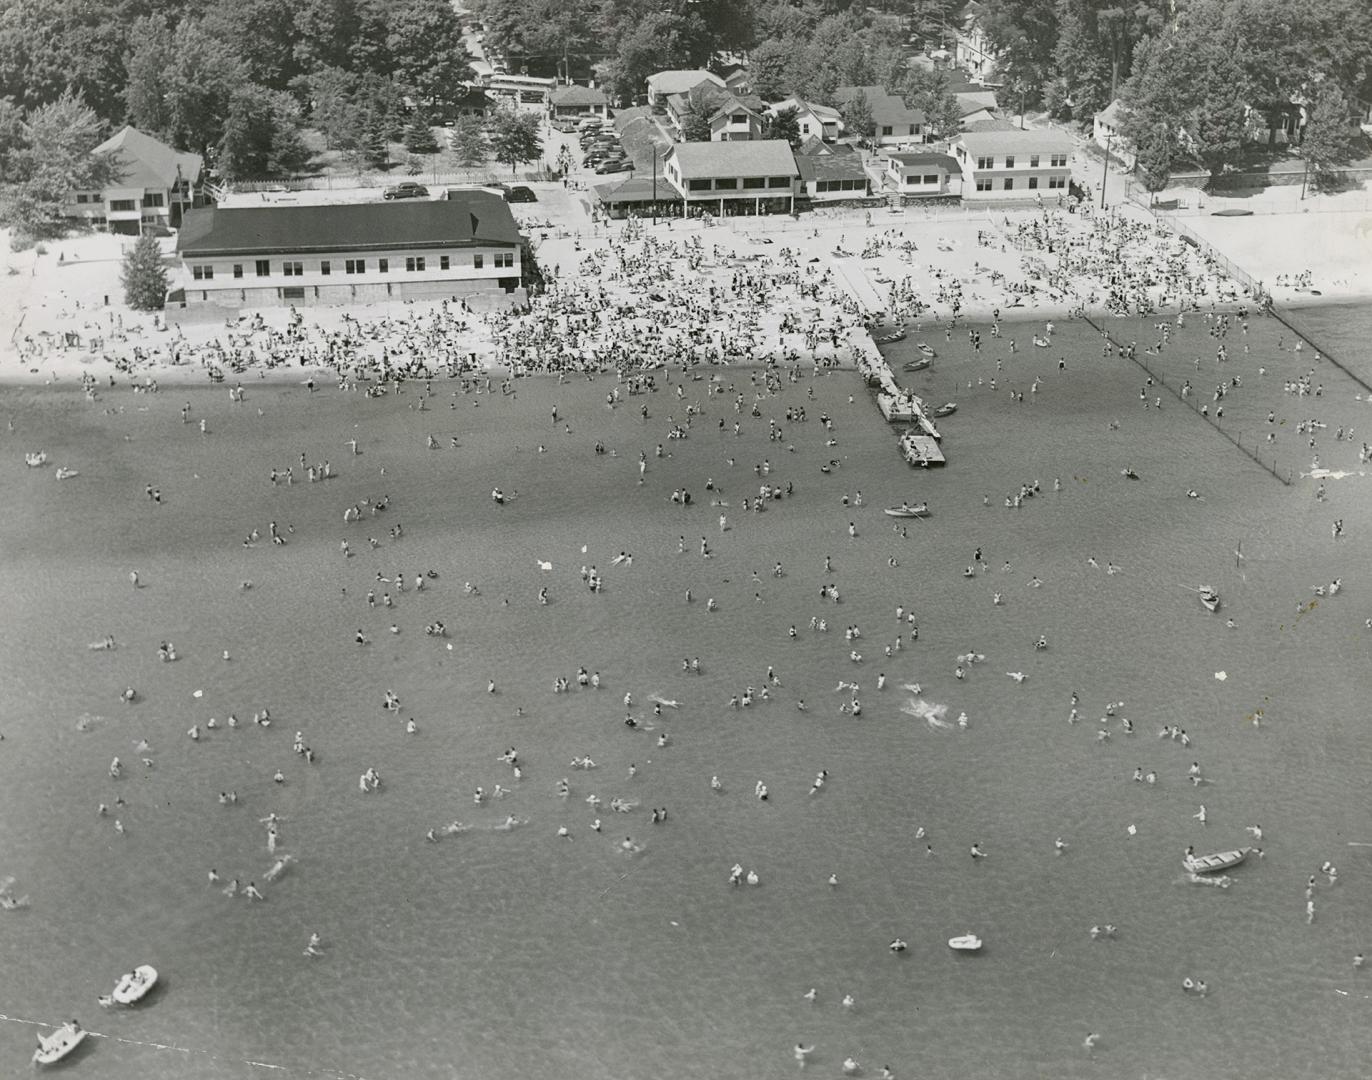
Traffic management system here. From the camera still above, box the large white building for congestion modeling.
[950,129,1075,200]
[173,193,522,309]
[66,126,203,235]
[661,140,798,215]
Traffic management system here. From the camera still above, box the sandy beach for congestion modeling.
[5,288,1372,1078]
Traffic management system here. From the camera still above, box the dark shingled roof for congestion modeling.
[177,193,520,256]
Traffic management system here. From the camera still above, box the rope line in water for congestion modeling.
[0,1012,376,1079]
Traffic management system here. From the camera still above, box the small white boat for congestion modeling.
[55,467,79,480]
[25,452,47,468]
[111,964,158,1005]
[902,357,931,373]
[32,1021,87,1066]
[948,934,983,951]
[915,342,936,359]
[1198,586,1220,613]
[883,502,929,518]
[1183,847,1248,874]
[932,402,957,418]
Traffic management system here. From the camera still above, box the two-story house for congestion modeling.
[768,96,844,142]
[173,192,522,309]
[953,1,1000,82]
[66,126,203,235]
[833,86,926,146]
[646,69,725,111]
[661,140,799,215]
[950,129,1075,200]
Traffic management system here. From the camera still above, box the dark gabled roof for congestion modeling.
[551,84,609,107]
[177,193,520,256]
[833,85,925,128]
[796,149,868,183]
[796,135,833,157]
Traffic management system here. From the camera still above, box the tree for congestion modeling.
[403,118,440,155]
[840,88,875,139]
[448,115,489,167]
[387,0,473,110]
[679,99,714,142]
[1129,115,1176,197]
[488,108,543,174]
[749,39,794,101]
[201,0,304,90]
[762,105,802,148]
[217,85,310,180]
[0,90,116,241]
[121,232,168,310]
[0,96,25,181]
[1300,82,1364,192]
[902,67,960,141]
[979,0,1059,105]
[605,11,711,103]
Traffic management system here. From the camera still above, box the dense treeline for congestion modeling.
[0,0,472,181]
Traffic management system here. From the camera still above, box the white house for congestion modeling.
[953,2,1000,82]
[661,140,799,215]
[708,97,765,141]
[950,128,1076,199]
[768,96,844,142]
[173,192,522,309]
[884,152,960,197]
[66,126,203,235]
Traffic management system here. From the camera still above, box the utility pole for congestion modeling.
[652,153,658,225]
[1100,132,1114,210]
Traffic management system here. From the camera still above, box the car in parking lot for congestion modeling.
[594,159,633,174]
[382,182,429,200]
[506,185,538,203]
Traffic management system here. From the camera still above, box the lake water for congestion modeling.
[2,306,1372,1080]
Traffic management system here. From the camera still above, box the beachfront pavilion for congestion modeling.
[173,192,523,309]
[66,125,203,235]
[660,140,800,216]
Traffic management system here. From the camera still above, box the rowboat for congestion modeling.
[874,328,907,345]
[884,502,929,518]
[1183,847,1248,874]
[948,934,982,951]
[932,402,957,418]
[32,1021,87,1066]
[902,357,931,373]
[111,964,158,1005]
[915,343,936,359]
[1198,585,1220,613]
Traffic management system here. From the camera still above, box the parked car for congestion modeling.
[594,159,633,174]
[506,185,538,203]
[382,182,429,200]
[583,151,622,167]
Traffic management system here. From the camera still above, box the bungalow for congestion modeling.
[173,192,522,309]
[884,151,960,197]
[833,86,926,146]
[795,146,871,203]
[950,128,1076,199]
[67,126,202,235]
[955,90,998,128]
[768,96,844,142]
[661,139,799,216]
[550,84,611,129]
[1092,99,1136,166]
[717,63,751,94]
[708,95,765,141]
[646,69,725,110]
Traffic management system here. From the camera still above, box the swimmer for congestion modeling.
[795,1043,815,1067]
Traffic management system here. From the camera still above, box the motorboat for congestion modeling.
[25,452,47,468]
[883,502,929,518]
[1183,847,1248,874]
[111,964,158,1005]
[948,934,983,951]
[915,342,936,358]
[1198,585,1220,613]
[902,357,931,373]
[932,402,957,418]
[32,1021,87,1066]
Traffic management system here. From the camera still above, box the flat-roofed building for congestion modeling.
[660,140,799,215]
[173,192,522,309]
[884,151,960,197]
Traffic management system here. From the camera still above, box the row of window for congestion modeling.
[973,175,1067,192]
[898,174,943,186]
[190,252,515,280]
[879,125,921,137]
[974,154,1070,170]
[75,193,167,207]
[813,179,866,193]
[684,176,794,193]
